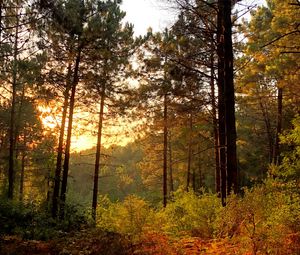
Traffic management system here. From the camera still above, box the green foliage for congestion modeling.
[280,116,300,179]
[97,190,222,240]
[95,183,300,254]
[2,180,300,254]
[97,195,154,239]
[0,197,90,240]
[236,0,300,186]
[158,189,221,238]
[0,197,34,237]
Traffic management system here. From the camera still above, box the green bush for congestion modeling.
[159,189,222,238]
[0,198,34,236]
[96,191,222,240]
[97,195,154,239]
[61,181,299,254]
[0,197,90,240]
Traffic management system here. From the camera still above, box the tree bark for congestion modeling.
[19,129,27,202]
[198,144,203,190]
[52,62,72,218]
[186,114,193,191]
[92,83,106,221]
[19,148,25,202]
[0,2,2,42]
[223,0,238,195]
[192,162,196,191]
[8,83,16,199]
[210,36,220,194]
[60,48,82,218]
[257,92,273,164]
[273,87,283,165]
[168,132,174,195]
[8,4,20,199]
[217,0,226,206]
[163,92,168,207]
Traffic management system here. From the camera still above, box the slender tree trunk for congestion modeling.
[210,36,220,194]
[223,0,238,195]
[0,2,2,42]
[168,132,174,195]
[163,92,168,207]
[19,147,25,202]
[46,166,51,204]
[198,144,203,189]
[8,86,16,199]
[52,62,72,218]
[186,114,193,191]
[60,48,81,218]
[217,0,226,205]
[258,94,273,164]
[19,130,26,202]
[273,87,283,165]
[8,5,19,199]
[14,86,25,161]
[92,84,106,221]
[192,162,196,191]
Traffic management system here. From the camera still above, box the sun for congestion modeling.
[38,105,97,152]
[71,135,97,152]
[38,105,136,152]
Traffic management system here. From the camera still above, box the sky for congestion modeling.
[120,0,266,37]
[120,0,177,36]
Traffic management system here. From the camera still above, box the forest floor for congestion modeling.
[0,229,239,255]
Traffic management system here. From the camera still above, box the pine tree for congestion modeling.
[0,0,44,199]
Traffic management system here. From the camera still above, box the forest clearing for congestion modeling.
[0,0,299,254]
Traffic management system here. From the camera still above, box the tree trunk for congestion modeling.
[8,84,16,199]
[192,163,196,191]
[46,166,51,205]
[186,114,193,192]
[92,84,106,221]
[198,144,203,190]
[217,0,226,206]
[273,87,283,165]
[52,62,72,218]
[0,2,2,41]
[258,93,273,164]
[15,84,25,149]
[168,132,174,195]
[14,86,26,162]
[8,5,20,199]
[60,48,81,218]
[19,130,26,202]
[163,92,168,207]
[210,36,220,194]
[223,0,238,195]
[19,149,25,202]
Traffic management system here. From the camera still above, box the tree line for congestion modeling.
[0,0,299,223]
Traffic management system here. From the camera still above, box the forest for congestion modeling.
[0,0,299,254]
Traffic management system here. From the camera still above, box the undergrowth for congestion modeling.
[0,198,90,240]
[1,178,299,254]
[96,180,300,254]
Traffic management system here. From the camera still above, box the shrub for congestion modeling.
[215,181,300,254]
[0,197,90,240]
[0,198,36,237]
[97,195,154,239]
[159,189,222,238]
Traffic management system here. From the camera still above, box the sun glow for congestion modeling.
[38,105,136,152]
[71,135,97,152]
